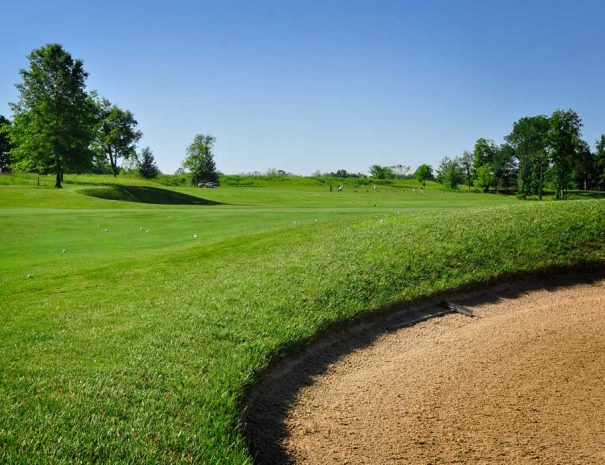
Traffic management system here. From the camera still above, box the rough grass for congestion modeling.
[1,175,604,464]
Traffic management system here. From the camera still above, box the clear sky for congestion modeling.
[1,0,604,175]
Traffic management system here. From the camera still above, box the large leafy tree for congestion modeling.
[183,133,219,185]
[505,115,550,199]
[0,115,11,173]
[138,146,160,179]
[413,164,433,183]
[8,44,96,187]
[369,165,395,179]
[93,98,142,177]
[548,109,583,199]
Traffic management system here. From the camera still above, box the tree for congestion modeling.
[459,151,474,190]
[572,140,596,190]
[548,109,582,199]
[369,165,395,179]
[492,143,516,194]
[505,115,550,199]
[594,135,605,191]
[473,165,494,192]
[391,164,411,177]
[413,164,433,183]
[138,146,159,178]
[183,133,218,185]
[436,157,463,190]
[0,116,11,173]
[93,98,142,177]
[472,138,498,192]
[8,44,96,188]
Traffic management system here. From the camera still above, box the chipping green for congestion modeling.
[1,174,604,464]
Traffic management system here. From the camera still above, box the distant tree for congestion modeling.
[505,115,550,199]
[138,146,159,178]
[472,138,498,192]
[183,133,218,185]
[492,143,517,194]
[335,169,348,177]
[0,115,11,173]
[93,98,142,177]
[91,153,112,174]
[265,168,289,176]
[572,140,596,190]
[459,150,474,190]
[548,109,583,199]
[595,135,605,190]
[8,44,96,187]
[473,165,494,192]
[413,164,434,183]
[369,165,395,179]
[436,157,463,190]
[391,164,411,177]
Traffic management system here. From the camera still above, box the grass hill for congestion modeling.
[1,173,604,463]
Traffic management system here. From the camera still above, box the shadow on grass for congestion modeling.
[78,185,223,205]
[567,190,605,200]
[244,263,605,464]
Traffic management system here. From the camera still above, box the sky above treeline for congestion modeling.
[1,0,604,175]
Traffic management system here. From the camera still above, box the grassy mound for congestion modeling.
[0,179,604,463]
[79,185,221,205]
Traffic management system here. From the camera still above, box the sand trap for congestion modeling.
[246,274,605,464]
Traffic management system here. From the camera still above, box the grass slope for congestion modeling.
[79,185,221,205]
[1,176,604,463]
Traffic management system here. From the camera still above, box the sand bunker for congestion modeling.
[246,275,605,464]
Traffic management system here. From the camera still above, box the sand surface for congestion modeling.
[246,275,605,464]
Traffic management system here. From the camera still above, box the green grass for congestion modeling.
[79,185,221,205]
[1,174,604,464]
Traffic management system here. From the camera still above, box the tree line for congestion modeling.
[2,46,604,196]
[0,44,161,186]
[0,44,220,188]
[425,110,605,198]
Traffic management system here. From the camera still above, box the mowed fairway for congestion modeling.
[1,175,604,464]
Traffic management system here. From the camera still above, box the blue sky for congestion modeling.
[1,0,604,175]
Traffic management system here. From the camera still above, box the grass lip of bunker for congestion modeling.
[244,271,605,464]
